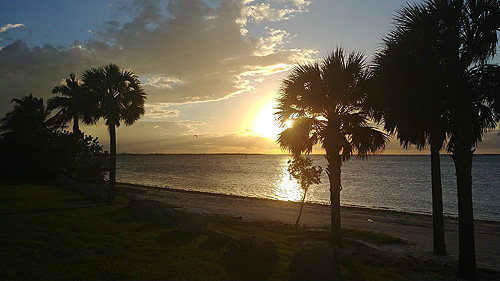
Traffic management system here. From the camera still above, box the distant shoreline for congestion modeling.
[117,153,500,156]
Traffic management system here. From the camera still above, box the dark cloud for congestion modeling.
[0,0,313,118]
[0,40,103,114]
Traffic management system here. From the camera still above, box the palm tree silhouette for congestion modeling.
[445,0,499,274]
[370,1,450,256]
[1,94,55,136]
[48,73,85,134]
[82,64,147,206]
[0,94,58,179]
[275,48,388,246]
[371,1,500,278]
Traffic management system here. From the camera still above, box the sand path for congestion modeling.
[124,184,499,271]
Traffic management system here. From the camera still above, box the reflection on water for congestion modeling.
[270,158,303,202]
[116,154,500,221]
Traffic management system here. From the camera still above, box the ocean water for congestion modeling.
[116,154,500,221]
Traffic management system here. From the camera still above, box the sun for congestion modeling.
[245,93,294,141]
[253,101,283,140]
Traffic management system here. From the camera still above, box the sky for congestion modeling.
[0,0,498,154]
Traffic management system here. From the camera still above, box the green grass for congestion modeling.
[0,182,224,280]
[1,181,478,280]
[342,228,404,245]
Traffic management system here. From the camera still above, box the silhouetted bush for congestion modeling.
[0,131,108,182]
[0,94,108,182]
[0,128,54,180]
[51,131,109,183]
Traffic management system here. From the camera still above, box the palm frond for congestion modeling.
[349,126,389,159]
[81,64,147,129]
[276,117,318,156]
[275,47,388,160]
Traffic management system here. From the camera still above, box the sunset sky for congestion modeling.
[1,0,498,154]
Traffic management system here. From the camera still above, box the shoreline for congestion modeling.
[118,181,500,272]
[117,181,500,223]
[117,153,500,156]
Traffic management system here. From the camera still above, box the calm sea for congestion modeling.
[116,154,500,221]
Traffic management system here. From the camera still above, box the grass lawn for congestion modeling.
[0,181,468,280]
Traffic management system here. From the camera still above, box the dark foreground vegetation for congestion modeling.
[0,94,109,182]
[1,181,499,281]
[274,1,500,279]
[1,1,498,278]
[0,64,146,206]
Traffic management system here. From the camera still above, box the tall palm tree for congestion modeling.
[82,64,147,206]
[48,73,85,134]
[415,2,498,279]
[275,48,388,246]
[371,1,499,279]
[369,1,450,256]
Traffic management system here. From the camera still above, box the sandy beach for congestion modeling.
[122,183,500,272]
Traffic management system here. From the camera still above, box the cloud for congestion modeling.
[120,131,281,154]
[143,103,182,121]
[81,120,279,154]
[0,23,25,33]
[0,40,103,114]
[0,0,314,117]
[0,23,25,50]
[254,28,291,56]
[243,0,310,24]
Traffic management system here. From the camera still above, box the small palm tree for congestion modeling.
[275,48,388,246]
[287,156,322,227]
[82,64,147,206]
[48,73,85,134]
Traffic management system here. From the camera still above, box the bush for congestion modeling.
[0,131,108,182]
[52,131,109,183]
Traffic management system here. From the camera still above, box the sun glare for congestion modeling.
[271,158,303,202]
[252,101,282,140]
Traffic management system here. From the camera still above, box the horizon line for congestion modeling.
[117,152,500,156]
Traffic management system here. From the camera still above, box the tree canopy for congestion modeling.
[275,48,388,245]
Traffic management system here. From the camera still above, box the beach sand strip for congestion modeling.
[120,183,500,271]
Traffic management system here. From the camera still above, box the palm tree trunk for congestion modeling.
[72,115,80,135]
[452,145,476,280]
[326,152,342,246]
[107,124,116,206]
[295,190,307,227]
[430,142,447,256]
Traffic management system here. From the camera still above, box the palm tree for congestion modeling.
[82,64,147,206]
[48,73,85,134]
[0,94,55,136]
[480,66,500,123]
[275,48,388,246]
[369,1,450,256]
[371,1,500,278]
[414,2,498,279]
[0,94,57,179]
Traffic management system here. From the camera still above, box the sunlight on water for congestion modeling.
[270,158,303,202]
[116,154,500,221]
